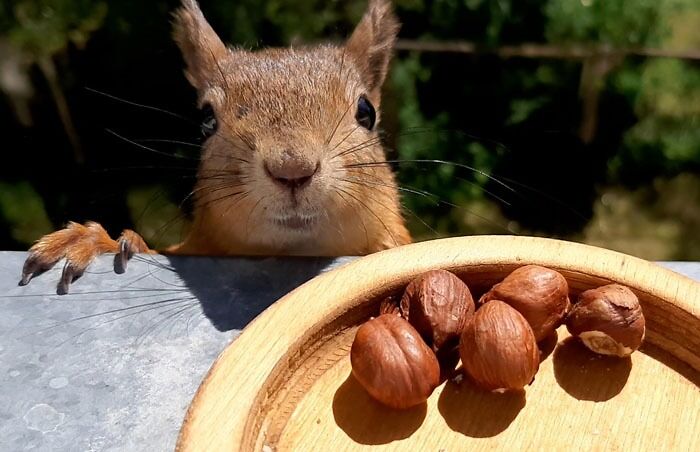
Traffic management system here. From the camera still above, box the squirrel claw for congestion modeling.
[19,253,58,286]
[113,230,150,275]
[114,239,132,274]
[19,222,151,293]
[57,262,85,295]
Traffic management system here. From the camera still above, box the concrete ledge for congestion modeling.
[0,252,353,451]
[0,252,697,451]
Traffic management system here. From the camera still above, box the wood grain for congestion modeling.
[176,236,700,452]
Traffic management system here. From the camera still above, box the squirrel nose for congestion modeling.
[264,156,319,190]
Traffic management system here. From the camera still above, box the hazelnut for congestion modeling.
[378,294,401,316]
[479,265,569,341]
[400,269,475,352]
[351,314,440,409]
[460,300,540,392]
[566,284,645,357]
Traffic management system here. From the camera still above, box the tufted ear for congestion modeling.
[172,0,229,89]
[346,0,400,98]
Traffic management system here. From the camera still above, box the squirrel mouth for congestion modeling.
[272,214,319,231]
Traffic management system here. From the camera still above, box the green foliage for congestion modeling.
[618,60,700,171]
[0,182,53,244]
[210,0,355,46]
[543,0,700,183]
[607,5,700,181]
[3,0,107,57]
[544,0,660,46]
[0,0,699,259]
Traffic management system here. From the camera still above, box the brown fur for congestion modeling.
[21,0,411,292]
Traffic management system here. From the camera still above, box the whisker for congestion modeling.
[328,124,361,156]
[134,301,200,345]
[106,129,198,160]
[108,128,253,167]
[137,138,202,148]
[345,159,517,194]
[333,185,398,247]
[140,186,246,246]
[340,174,512,234]
[22,296,196,338]
[5,287,186,299]
[90,165,198,174]
[495,174,590,222]
[133,185,172,229]
[85,87,196,125]
[332,186,370,250]
[339,177,438,236]
[245,195,269,240]
[55,297,198,349]
[219,190,252,219]
[185,181,247,207]
[117,260,181,289]
[332,134,383,160]
[129,255,177,272]
[325,101,353,146]
[194,187,248,210]
[345,166,511,207]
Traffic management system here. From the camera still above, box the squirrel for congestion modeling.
[19,0,411,294]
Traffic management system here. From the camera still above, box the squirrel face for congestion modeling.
[172,0,410,255]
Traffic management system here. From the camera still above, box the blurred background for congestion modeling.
[1,0,698,260]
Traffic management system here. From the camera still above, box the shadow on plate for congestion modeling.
[553,336,631,401]
[438,375,526,438]
[332,373,427,445]
[639,342,700,387]
[538,330,558,362]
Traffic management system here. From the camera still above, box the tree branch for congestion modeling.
[395,40,700,61]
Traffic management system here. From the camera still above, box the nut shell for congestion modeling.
[479,265,569,341]
[351,314,440,409]
[400,269,475,352]
[460,300,540,391]
[378,294,401,316]
[566,284,645,357]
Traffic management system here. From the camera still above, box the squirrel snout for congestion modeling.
[264,156,320,190]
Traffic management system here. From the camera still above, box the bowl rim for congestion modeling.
[175,235,700,451]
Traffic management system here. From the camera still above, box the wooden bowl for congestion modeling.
[176,236,700,451]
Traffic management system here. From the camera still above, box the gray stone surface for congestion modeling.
[658,261,700,281]
[0,252,698,452]
[0,252,353,452]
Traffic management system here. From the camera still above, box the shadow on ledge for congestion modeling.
[332,373,427,445]
[168,255,352,332]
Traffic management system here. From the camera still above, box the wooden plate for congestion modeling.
[176,236,700,451]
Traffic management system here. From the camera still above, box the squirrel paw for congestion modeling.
[19,221,151,294]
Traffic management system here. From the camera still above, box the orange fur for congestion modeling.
[171,0,410,256]
[21,222,153,293]
[21,0,411,292]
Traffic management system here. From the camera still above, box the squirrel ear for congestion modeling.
[346,0,400,96]
[173,0,229,89]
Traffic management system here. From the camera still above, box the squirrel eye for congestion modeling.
[355,95,376,130]
[201,103,218,138]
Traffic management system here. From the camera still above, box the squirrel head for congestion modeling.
[172,0,409,254]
